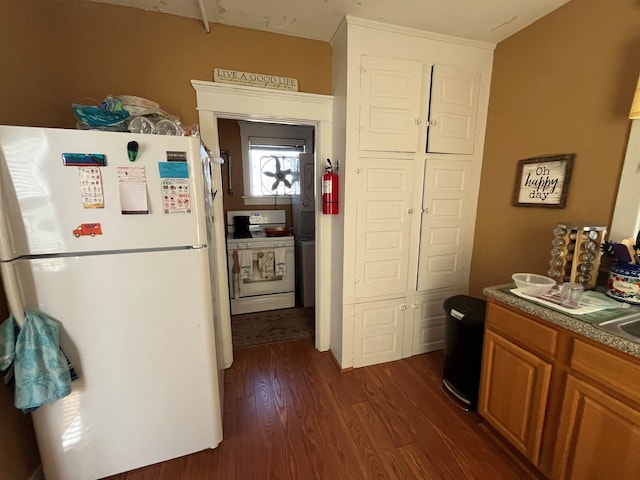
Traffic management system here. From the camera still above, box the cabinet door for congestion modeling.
[552,375,640,480]
[353,298,406,367]
[416,159,472,291]
[355,158,414,299]
[359,55,424,152]
[427,65,480,154]
[478,329,552,464]
[409,290,461,355]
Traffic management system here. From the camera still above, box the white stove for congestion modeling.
[226,210,295,315]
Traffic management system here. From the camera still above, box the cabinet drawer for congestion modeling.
[571,338,640,405]
[487,302,558,359]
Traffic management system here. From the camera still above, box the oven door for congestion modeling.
[227,246,295,299]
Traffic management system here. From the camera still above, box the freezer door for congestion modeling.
[0,126,207,259]
[10,248,222,480]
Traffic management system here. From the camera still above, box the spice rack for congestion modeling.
[547,223,607,289]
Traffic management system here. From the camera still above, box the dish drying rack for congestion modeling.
[547,223,607,289]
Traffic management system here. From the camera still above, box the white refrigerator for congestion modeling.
[0,125,229,480]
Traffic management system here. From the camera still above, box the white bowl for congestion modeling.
[512,273,555,297]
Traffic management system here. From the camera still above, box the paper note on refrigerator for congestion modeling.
[160,178,192,214]
[117,166,149,214]
[158,162,192,214]
[78,167,104,208]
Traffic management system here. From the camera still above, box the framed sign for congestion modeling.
[213,68,299,91]
[513,154,575,208]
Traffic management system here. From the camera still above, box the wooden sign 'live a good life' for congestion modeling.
[513,154,575,208]
[213,68,299,91]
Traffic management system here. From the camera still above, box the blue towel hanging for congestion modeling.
[0,311,76,411]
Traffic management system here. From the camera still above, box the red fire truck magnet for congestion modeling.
[73,223,102,237]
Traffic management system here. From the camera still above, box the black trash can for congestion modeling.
[442,295,487,410]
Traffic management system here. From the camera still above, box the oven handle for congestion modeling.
[231,250,240,299]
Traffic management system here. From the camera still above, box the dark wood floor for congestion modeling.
[105,339,538,479]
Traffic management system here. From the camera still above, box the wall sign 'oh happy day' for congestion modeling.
[513,154,575,208]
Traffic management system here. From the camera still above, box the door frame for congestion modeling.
[192,80,334,353]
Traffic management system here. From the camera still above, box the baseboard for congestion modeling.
[329,348,352,373]
[477,421,546,480]
[28,465,44,480]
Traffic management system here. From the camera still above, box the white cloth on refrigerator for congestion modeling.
[257,250,275,279]
[237,250,254,279]
[274,248,287,276]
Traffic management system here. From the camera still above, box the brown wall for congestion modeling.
[469,0,640,296]
[0,0,332,128]
[0,1,331,477]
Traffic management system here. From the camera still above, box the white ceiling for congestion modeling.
[88,0,569,44]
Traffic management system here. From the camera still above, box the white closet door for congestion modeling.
[427,65,480,154]
[410,289,464,356]
[359,55,423,152]
[353,298,406,367]
[355,158,414,299]
[417,159,473,291]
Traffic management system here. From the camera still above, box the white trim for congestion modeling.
[192,81,334,119]
[243,195,292,206]
[341,15,496,51]
[610,119,640,241]
[196,0,210,33]
[192,80,334,352]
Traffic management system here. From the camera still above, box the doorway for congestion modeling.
[217,119,316,347]
[192,80,334,365]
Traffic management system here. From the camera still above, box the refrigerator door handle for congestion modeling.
[0,262,25,327]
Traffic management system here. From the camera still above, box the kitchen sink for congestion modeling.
[596,312,640,343]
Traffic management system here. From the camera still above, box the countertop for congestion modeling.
[483,284,640,359]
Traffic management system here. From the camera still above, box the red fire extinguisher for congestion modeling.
[322,159,338,215]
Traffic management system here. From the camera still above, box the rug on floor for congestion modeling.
[232,307,315,348]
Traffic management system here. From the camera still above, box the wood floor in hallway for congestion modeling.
[104,339,539,480]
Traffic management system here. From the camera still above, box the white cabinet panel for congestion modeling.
[331,20,493,369]
[359,55,424,152]
[427,65,480,155]
[365,230,403,250]
[355,158,414,298]
[417,160,473,291]
[410,290,461,355]
[353,298,406,367]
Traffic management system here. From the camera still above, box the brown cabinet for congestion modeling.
[552,374,640,479]
[479,299,640,479]
[478,302,556,464]
[552,338,640,479]
[478,329,552,462]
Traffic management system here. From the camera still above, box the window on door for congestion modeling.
[239,122,314,205]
